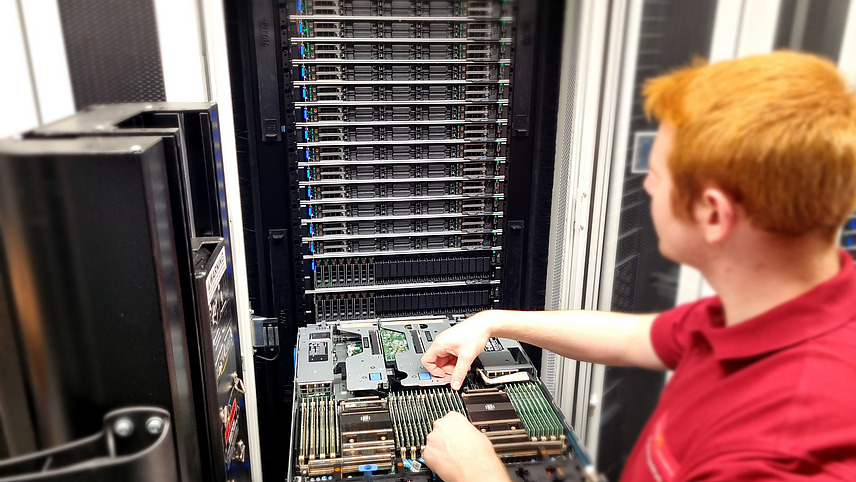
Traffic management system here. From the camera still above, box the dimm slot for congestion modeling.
[528,383,565,438]
[389,395,406,459]
[299,400,308,465]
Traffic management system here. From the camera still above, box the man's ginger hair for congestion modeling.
[643,50,856,238]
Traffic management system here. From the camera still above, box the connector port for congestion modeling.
[315,86,342,101]
[314,44,342,59]
[317,127,344,142]
[313,22,340,37]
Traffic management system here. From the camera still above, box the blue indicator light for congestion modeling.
[304,130,308,141]
[302,87,307,99]
[310,243,315,253]
[305,150,310,160]
[308,207,313,216]
[849,220,856,230]
[296,0,302,12]
[303,109,308,121]
[309,225,314,235]
[300,44,305,57]
[311,261,316,271]
[307,187,312,197]
[848,237,855,246]
[301,66,306,79]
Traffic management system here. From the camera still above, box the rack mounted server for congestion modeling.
[284,0,515,324]
[289,317,596,481]
[232,0,565,478]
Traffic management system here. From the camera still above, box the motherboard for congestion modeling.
[289,317,597,481]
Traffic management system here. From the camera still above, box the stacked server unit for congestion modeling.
[285,0,516,323]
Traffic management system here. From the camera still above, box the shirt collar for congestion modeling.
[695,250,856,360]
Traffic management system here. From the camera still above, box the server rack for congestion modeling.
[0,104,252,481]
[225,0,565,479]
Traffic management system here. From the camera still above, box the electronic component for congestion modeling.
[339,397,396,473]
[477,337,536,378]
[296,326,336,396]
[381,319,453,387]
[297,394,340,475]
[462,387,565,458]
[388,388,466,459]
[289,319,596,481]
[339,323,389,391]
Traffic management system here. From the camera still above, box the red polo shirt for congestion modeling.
[622,251,856,481]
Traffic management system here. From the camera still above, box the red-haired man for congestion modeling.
[421,51,856,481]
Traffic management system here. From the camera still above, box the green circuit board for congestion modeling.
[380,329,408,361]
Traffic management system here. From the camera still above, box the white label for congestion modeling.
[206,247,227,304]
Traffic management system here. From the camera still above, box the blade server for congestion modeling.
[289,317,594,481]
[285,0,514,323]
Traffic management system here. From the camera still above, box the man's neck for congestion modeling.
[702,237,841,327]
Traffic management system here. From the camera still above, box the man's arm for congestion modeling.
[422,309,665,390]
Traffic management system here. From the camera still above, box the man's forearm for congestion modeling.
[483,309,665,370]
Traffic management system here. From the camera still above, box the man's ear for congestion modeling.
[695,187,736,244]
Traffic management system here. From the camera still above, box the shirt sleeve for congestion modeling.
[649,299,709,370]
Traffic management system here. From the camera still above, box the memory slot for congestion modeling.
[298,394,341,474]
[505,382,565,441]
[388,388,467,459]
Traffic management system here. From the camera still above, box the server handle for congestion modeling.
[0,407,178,482]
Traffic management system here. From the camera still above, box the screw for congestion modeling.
[113,418,134,437]
[145,417,165,434]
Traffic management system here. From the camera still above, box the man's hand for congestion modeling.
[423,411,510,482]
[421,310,499,389]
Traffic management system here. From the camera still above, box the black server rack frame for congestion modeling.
[224,0,566,480]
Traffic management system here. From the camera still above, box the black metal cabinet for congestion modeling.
[0,104,251,481]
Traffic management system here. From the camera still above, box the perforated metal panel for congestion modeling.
[58,0,166,108]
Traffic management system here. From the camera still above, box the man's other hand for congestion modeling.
[420,310,497,390]
[423,411,510,482]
